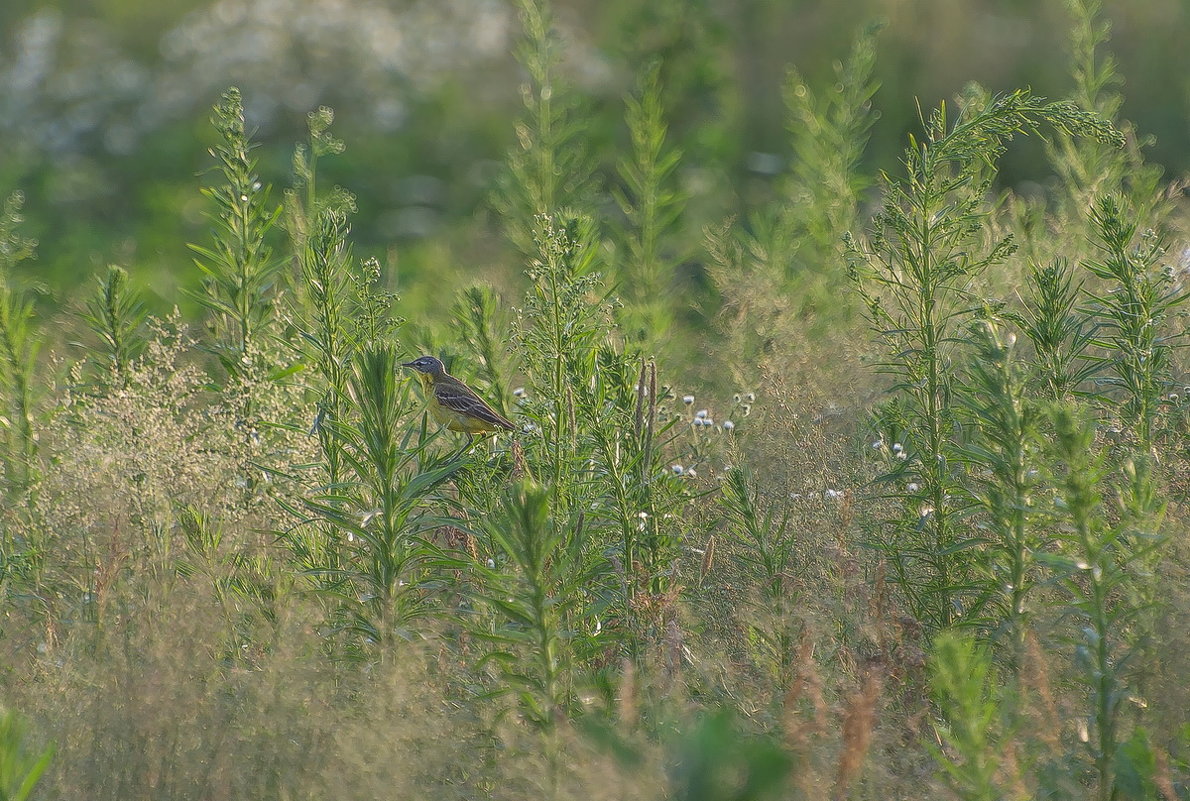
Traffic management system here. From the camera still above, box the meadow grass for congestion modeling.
[2,1,1189,799]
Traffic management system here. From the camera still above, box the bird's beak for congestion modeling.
[400,361,418,369]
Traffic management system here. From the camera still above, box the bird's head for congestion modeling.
[401,355,447,377]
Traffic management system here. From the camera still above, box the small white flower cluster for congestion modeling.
[871,439,909,460]
[690,407,737,433]
[673,393,747,435]
[789,489,846,501]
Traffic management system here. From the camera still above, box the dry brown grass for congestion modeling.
[7,567,670,801]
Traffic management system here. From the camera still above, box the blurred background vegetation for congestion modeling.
[1,0,1187,317]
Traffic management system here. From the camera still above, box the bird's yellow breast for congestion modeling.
[429,402,501,434]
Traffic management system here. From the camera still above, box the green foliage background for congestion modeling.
[1,0,1188,313]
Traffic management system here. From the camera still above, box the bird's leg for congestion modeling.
[465,432,494,459]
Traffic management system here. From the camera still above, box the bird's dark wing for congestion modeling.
[435,379,516,430]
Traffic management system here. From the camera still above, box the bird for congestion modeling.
[400,355,516,435]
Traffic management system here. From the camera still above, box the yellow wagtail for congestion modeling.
[401,355,516,435]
